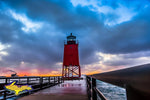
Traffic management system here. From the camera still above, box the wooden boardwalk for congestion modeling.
[19,77,88,100]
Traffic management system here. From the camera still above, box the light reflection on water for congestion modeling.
[97,80,127,100]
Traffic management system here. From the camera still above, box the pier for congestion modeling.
[18,77,88,100]
[0,76,106,100]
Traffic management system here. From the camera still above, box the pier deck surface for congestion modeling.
[19,77,88,100]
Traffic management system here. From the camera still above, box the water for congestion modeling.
[0,79,5,83]
[97,80,127,100]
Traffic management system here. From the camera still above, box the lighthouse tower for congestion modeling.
[62,33,81,79]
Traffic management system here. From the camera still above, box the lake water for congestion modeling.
[97,80,127,100]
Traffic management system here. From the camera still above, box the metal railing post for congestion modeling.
[86,76,107,100]
[58,77,59,83]
[86,76,92,99]
[54,77,55,84]
[19,78,20,84]
[92,78,97,100]
[56,76,58,84]
[27,77,29,84]
[8,78,10,84]
[48,77,50,84]
[62,76,64,83]
[5,78,7,84]
[61,76,63,83]
[40,77,43,89]
[4,91,6,100]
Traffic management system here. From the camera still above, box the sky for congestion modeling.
[0,0,150,76]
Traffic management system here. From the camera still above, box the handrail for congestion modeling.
[91,63,150,100]
[86,76,107,100]
[93,87,107,100]
[0,76,63,100]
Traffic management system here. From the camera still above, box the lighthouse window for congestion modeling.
[70,46,72,48]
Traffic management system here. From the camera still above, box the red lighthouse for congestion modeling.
[62,33,81,79]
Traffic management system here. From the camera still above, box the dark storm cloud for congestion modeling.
[0,11,23,43]
[0,30,65,68]
[6,0,150,54]
[4,0,101,32]
[1,0,103,65]
[96,7,150,54]
[97,1,150,54]
[0,7,64,68]
[0,0,150,70]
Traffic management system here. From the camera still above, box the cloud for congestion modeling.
[96,9,150,54]
[0,0,150,75]
[70,0,149,26]
[9,10,43,32]
[97,51,150,67]
[0,4,65,72]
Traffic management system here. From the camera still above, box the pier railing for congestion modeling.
[87,64,150,100]
[0,76,63,100]
[86,76,107,100]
